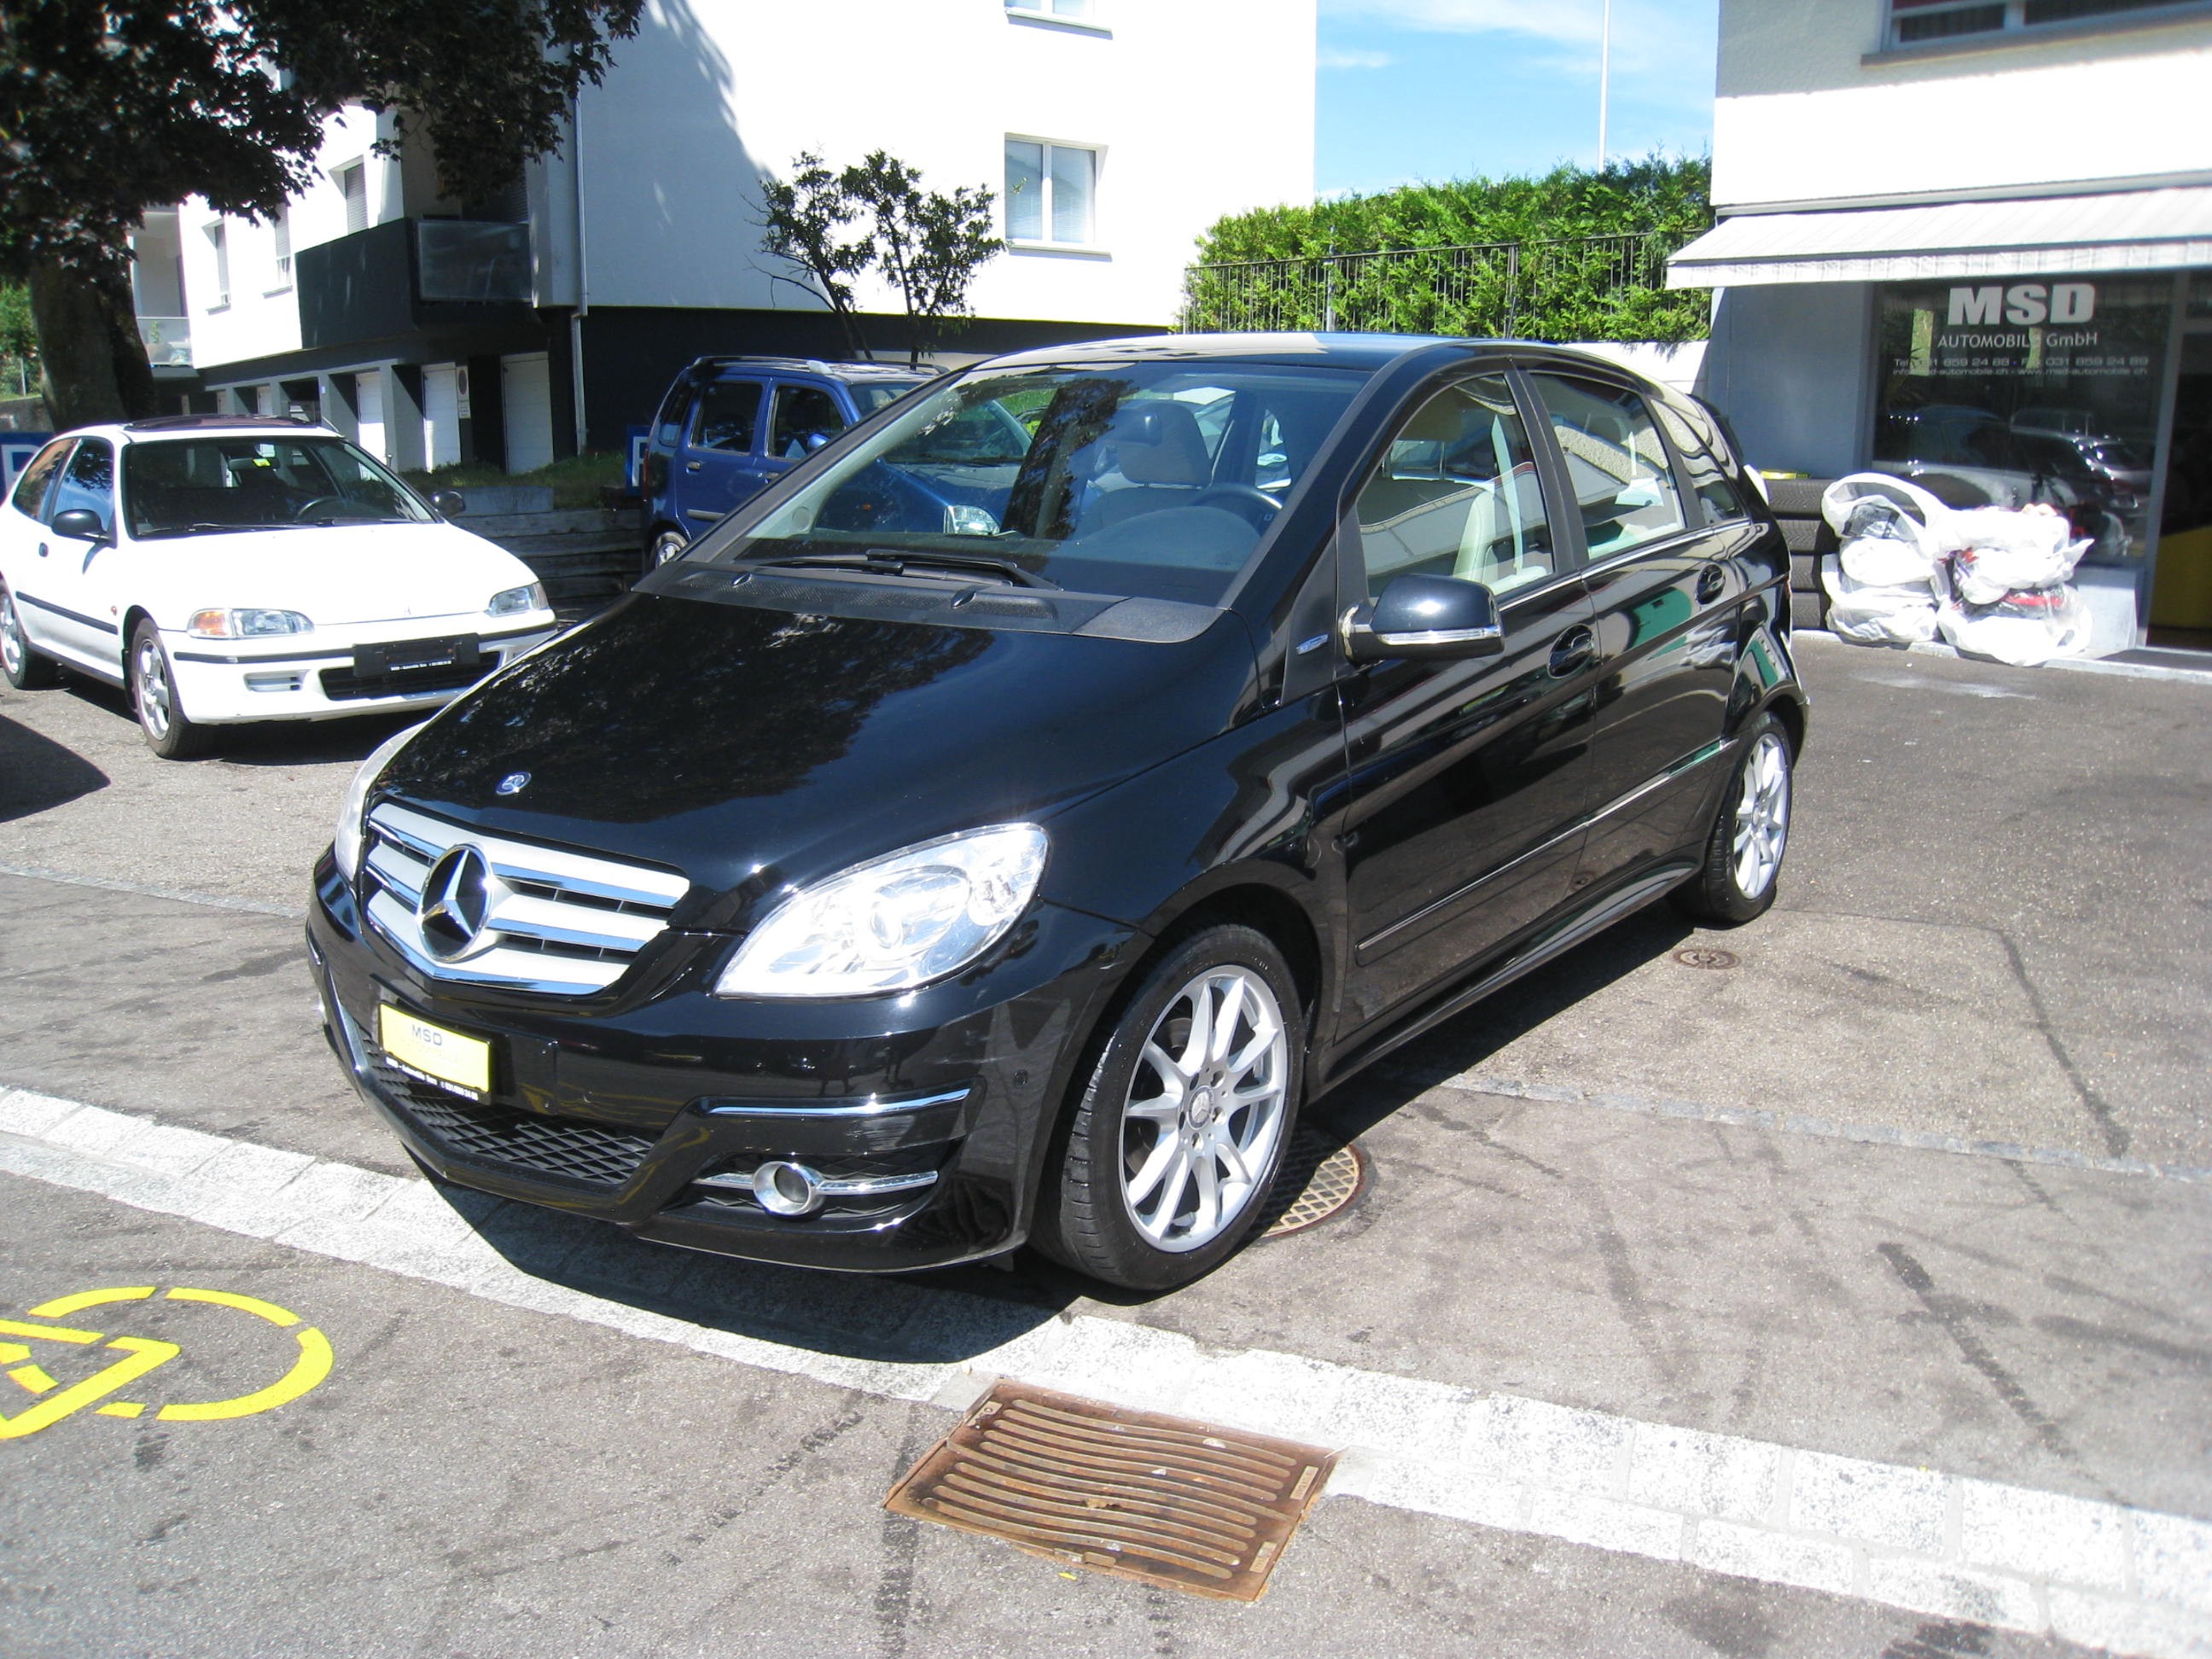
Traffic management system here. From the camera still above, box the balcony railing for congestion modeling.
[416,220,531,303]
[138,316,192,368]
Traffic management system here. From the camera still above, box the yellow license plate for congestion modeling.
[377,1005,492,1097]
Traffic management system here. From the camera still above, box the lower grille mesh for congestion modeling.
[373,1060,656,1186]
[884,1382,1334,1601]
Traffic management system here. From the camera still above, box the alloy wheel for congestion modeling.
[134,636,174,739]
[1731,730,1790,899]
[1118,965,1289,1253]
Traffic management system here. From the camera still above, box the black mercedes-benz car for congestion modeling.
[308,334,1806,1291]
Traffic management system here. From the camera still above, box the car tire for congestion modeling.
[129,620,212,759]
[1671,714,1791,925]
[2,588,61,690]
[1034,923,1303,1291]
[641,527,688,580]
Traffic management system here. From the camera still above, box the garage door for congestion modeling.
[501,352,554,474]
[422,365,461,469]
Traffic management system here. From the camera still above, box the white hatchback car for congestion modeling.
[0,416,559,756]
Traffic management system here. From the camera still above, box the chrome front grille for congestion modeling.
[362,800,690,995]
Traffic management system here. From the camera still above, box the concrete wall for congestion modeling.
[1714,1,2212,207]
[1699,283,1877,478]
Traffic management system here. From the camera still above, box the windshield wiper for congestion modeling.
[739,550,1060,591]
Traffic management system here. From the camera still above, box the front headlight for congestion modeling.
[713,824,1048,999]
[333,722,427,880]
[189,608,312,637]
[487,583,548,617]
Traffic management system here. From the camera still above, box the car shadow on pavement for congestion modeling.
[0,711,108,822]
[47,668,419,766]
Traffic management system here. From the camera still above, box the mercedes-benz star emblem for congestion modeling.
[416,845,495,961]
[496,771,531,796]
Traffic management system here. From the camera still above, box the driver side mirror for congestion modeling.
[1342,572,1505,664]
[430,490,467,519]
[50,508,110,544]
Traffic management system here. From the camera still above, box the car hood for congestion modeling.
[147,521,535,626]
[377,589,1259,925]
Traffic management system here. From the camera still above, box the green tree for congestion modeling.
[760,152,876,361]
[0,1,643,429]
[0,283,38,400]
[841,151,1001,368]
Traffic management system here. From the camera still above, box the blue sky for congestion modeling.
[1315,0,1721,197]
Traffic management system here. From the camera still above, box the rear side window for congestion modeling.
[1653,400,1749,525]
[10,438,73,519]
[1353,375,1555,600]
[693,381,764,453]
[1528,374,1685,559]
[771,383,846,459]
[652,380,695,446]
[49,439,116,533]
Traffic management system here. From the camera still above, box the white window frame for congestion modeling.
[1004,137,1104,253]
[266,208,293,295]
[335,160,369,236]
[204,221,230,311]
[1004,0,1108,32]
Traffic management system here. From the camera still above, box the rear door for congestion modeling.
[1336,370,1601,1033]
[676,377,767,532]
[1522,370,1743,887]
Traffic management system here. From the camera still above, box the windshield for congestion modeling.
[707,361,1365,606]
[847,381,924,414]
[124,435,434,538]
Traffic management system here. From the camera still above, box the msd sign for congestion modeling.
[1948,282,2097,325]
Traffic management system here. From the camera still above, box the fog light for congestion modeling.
[753,1160,824,1217]
[245,671,304,693]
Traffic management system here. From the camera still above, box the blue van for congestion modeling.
[639,358,928,573]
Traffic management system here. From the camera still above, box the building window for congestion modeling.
[1006,0,1097,20]
[1888,0,2203,46]
[205,222,230,308]
[1005,139,1097,247]
[336,160,368,235]
[270,208,292,290]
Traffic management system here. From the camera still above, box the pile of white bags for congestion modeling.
[1817,474,2093,666]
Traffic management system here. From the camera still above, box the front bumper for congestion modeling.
[306,850,1136,1272]
[169,618,558,725]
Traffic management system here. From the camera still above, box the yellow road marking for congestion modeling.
[0,1318,102,1345]
[164,1287,299,1327]
[7,1365,60,1394]
[29,1287,156,1318]
[0,1338,181,1440]
[96,1402,147,1419]
[158,1327,333,1422]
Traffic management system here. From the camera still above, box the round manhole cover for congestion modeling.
[1674,947,1739,970]
[1260,1126,1367,1239]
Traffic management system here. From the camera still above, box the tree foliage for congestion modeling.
[0,0,642,426]
[1185,155,1714,345]
[760,149,1002,367]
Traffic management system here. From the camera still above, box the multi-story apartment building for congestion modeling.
[131,0,1315,477]
[1671,0,2212,654]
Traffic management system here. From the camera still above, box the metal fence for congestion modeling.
[1179,230,1703,342]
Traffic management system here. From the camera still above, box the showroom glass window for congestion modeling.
[1871,275,2173,565]
[1353,375,1554,600]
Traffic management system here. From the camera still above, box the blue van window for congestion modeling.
[771,384,846,459]
[695,381,763,454]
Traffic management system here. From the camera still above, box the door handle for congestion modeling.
[1697,564,1726,604]
[684,461,703,473]
[36,542,49,557]
[1548,625,1595,678]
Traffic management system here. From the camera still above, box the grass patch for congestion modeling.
[405,451,626,511]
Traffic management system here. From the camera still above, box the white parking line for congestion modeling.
[3,1085,2207,1656]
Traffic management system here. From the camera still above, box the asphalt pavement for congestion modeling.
[1,635,2207,1657]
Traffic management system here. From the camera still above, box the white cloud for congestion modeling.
[1318,46,1396,68]
[1319,0,1602,47]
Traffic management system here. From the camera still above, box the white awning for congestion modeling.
[1667,187,2212,288]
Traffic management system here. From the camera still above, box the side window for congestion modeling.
[49,439,116,533]
[692,381,764,454]
[771,384,847,459]
[1653,400,1748,525]
[1353,375,1553,601]
[652,380,695,447]
[10,438,73,519]
[1528,374,1685,559]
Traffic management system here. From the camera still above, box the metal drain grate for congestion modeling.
[1260,1126,1367,1238]
[885,1381,1335,1601]
[1674,946,1739,970]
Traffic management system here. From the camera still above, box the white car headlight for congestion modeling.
[487,583,547,617]
[189,608,312,637]
[333,723,427,880]
[714,824,1048,999]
